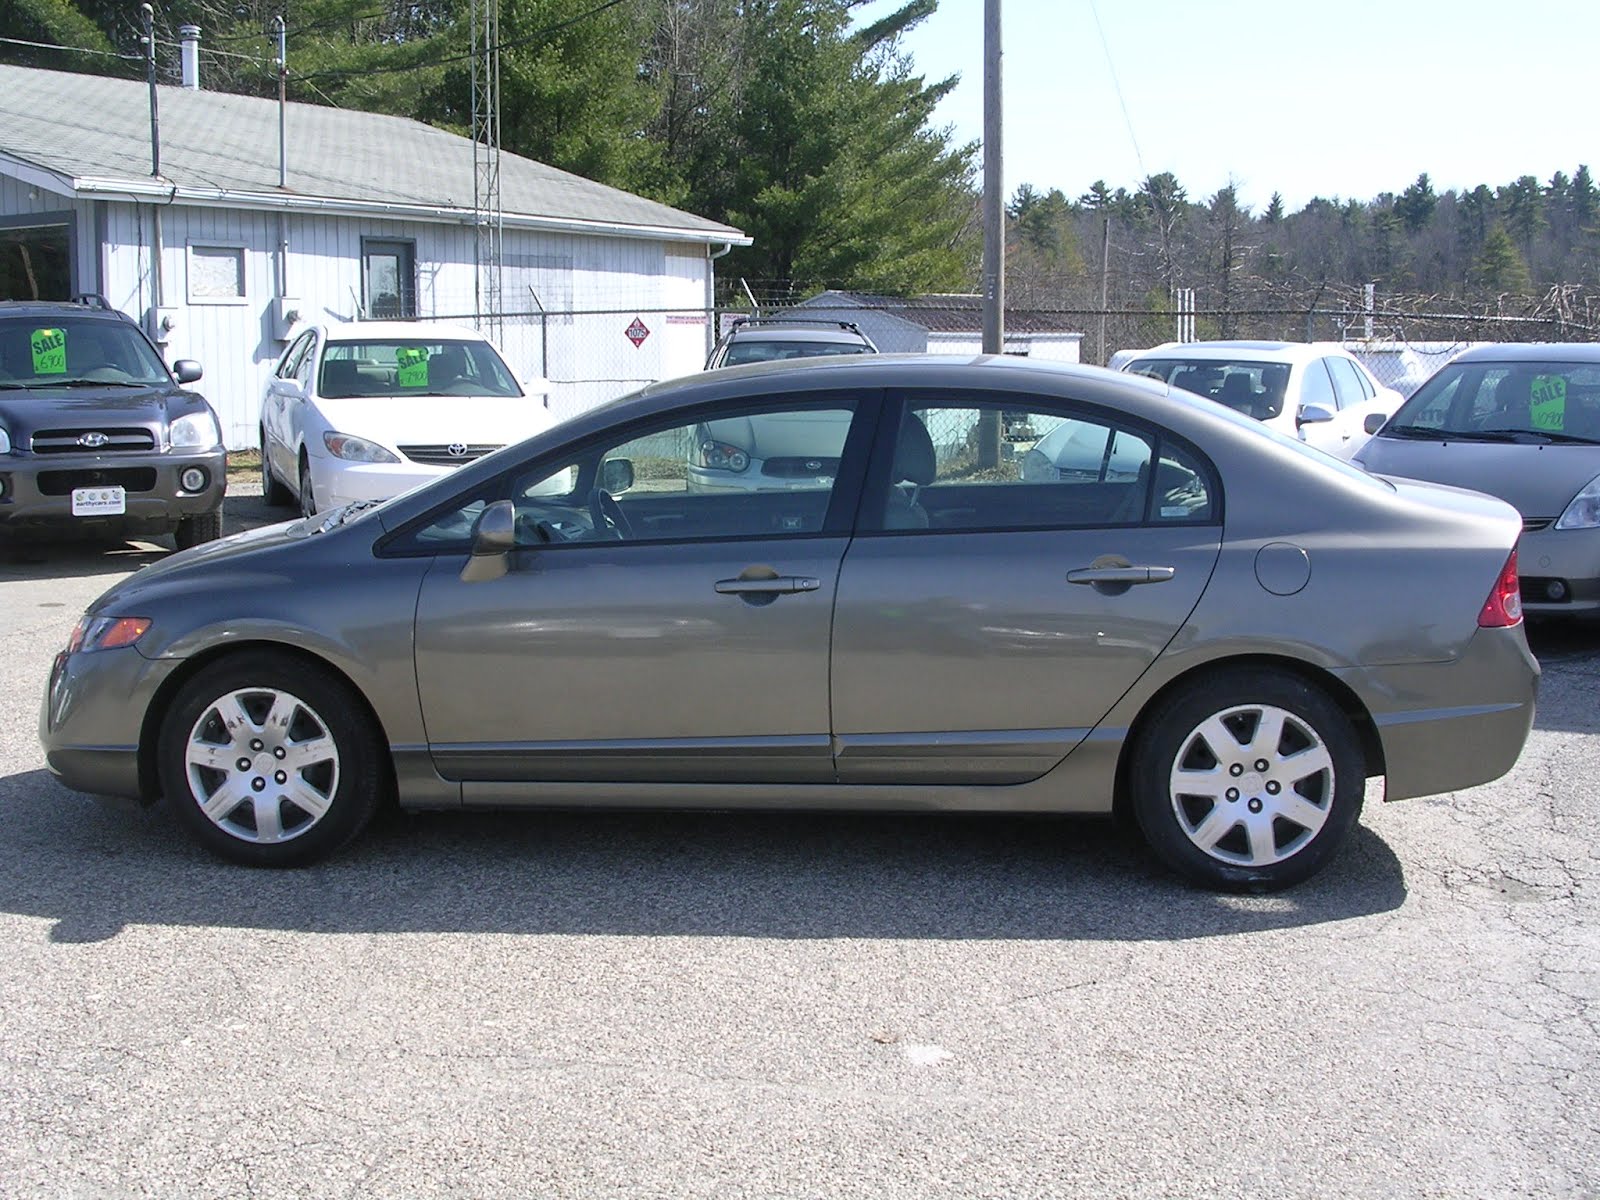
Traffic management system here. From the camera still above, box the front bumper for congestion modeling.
[309,456,459,512]
[40,642,180,801]
[1516,525,1600,614]
[0,447,225,539]
[1339,624,1540,802]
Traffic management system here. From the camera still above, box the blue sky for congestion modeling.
[855,0,1599,213]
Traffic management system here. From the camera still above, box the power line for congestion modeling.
[0,35,142,61]
[1085,0,1145,180]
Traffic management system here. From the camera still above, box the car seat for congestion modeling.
[321,358,362,397]
[883,411,936,529]
[1218,373,1258,416]
[428,345,471,390]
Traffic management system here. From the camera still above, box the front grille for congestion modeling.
[398,444,502,466]
[1522,518,1553,533]
[37,468,158,496]
[31,427,157,454]
[762,456,840,479]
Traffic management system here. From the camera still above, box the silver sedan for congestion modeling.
[40,356,1538,891]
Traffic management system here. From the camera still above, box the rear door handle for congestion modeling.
[1066,566,1176,585]
[715,576,820,595]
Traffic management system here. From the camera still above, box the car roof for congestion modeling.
[1128,340,1349,365]
[0,299,136,324]
[319,321,490,342]
[1447,342,1600,365]
[723,323,871,344]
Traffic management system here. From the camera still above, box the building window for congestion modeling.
[1,218,72,302]
[187,244,247,303]
[362,239,417,319]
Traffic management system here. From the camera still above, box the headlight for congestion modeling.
[696,438,750,472]
[0,425,10,454]
[323,431,400,463]
[65,614,152,654]
[1555,473,1600,530]
[170,411,220,449]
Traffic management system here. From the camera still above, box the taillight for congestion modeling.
[1478,548,1523,628]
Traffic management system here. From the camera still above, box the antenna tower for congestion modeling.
[470,0,503,340]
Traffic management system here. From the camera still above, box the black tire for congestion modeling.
[1130,668,1366,892]
[174,505,223,550]
[298,459,317,518]
[260,432,294,507]
[157,651,387,867]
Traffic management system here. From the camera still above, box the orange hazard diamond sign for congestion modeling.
[625,317,651,347]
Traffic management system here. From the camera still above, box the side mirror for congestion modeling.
[173,360,203,384]
[600,457,634,495]
[1364,412,1389,435]
[1296,403,1335,427]
[460,499,515,583]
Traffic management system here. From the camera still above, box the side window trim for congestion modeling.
[375,389,886,558]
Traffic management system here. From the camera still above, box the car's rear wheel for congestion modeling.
[260,432,294,507]
[157,652,386,866]
[174,506,223,550]
[1130,669,1365,892]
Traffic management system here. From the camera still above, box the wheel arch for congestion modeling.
[1111,653,1385,821]
[137,639,396,805]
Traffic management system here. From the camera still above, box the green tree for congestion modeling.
[1473,224,1531,293]
[1395,172,1436,233]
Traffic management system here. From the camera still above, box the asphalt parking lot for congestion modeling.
[1,482,1597,1198]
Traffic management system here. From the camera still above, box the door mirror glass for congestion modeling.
[1363,411,1388,435]
[600,457,634,495]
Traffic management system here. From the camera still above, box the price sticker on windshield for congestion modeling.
[395,347,430,389]
[31,328,67,375]
[1531,374,1567,431]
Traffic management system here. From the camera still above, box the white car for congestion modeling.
[261,322,553,515]
[1122,341,1401,459]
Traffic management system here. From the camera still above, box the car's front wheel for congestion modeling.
[260,431,294,507]
[157,652,386,866]
[298,459,317,518]
[1130,669,1366,892]
[174,506,223,550]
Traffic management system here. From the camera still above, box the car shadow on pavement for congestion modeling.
[1525,620,1600,734]
[0,769,1407,945]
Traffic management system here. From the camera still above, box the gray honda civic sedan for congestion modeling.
[41,355,1538,891]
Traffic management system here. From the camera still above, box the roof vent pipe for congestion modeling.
[179,25,201,89]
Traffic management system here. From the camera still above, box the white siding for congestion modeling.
[5,161,721,449]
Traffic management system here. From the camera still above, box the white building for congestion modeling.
[794,291,1084,361]
[0,63,748,447]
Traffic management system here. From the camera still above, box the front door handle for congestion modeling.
[714,576,820,595]
[1067,565,1176,586]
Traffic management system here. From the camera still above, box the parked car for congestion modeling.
[705,317,877,369]
[1356,343,1600,616]
[0,296,224,548]
[261,321,552,516]
[1122,341,1401,459]
[42,355,1536,891]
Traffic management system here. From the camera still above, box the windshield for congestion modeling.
[1128,357,1291,418]
[319,339,522,399]
[0,316,171,386]
[723,340,872,366]
[1384,360,1600,443]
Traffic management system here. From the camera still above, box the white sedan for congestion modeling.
[261,321,553,516]
[1123,341,1401,459]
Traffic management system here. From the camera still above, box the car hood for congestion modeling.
[0,385,189,434]
[1357,435,1600,518]
[312,393,552,448]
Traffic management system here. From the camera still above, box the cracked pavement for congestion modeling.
[1,489,1596,1197]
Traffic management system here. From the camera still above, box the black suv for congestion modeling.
[705,317,878,369]
[0,298,225,548]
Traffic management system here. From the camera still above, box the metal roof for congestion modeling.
[0,64,747,245]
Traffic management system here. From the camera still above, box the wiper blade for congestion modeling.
[34,378,152,389]
[1383,425,1521,443]
[1526,429,1600,445]
[316,499,380,533]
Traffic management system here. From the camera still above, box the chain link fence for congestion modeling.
[395,293,1600,426]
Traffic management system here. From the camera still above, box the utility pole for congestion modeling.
[978,0,1003,467]
[274,16,287,188]
[471,0,503,340]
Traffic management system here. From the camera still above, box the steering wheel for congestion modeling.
[587,488,633,540]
